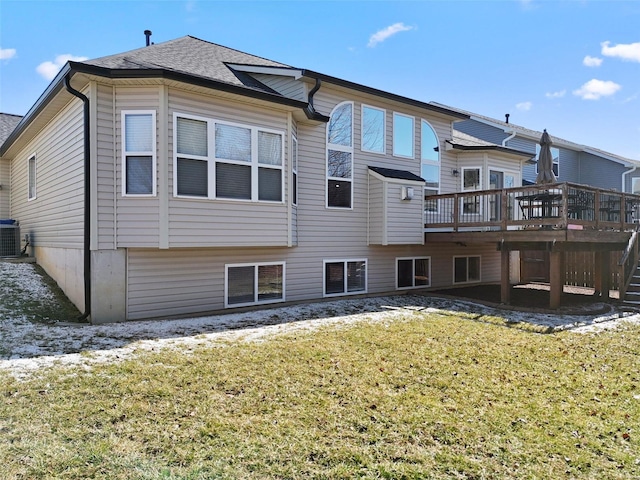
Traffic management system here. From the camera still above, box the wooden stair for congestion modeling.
[621,264,640,309]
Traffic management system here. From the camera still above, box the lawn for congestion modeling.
[1,306,639,479]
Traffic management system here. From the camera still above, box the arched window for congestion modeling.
[421,120,440,212]
[326,102,353,208]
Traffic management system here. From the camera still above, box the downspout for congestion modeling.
[64,73,91,322]
[622,164,638,193]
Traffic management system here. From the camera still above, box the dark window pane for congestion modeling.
[126,155,153,194]
[415,259,429,286]
[177,158,208,197]
[258,167,282,201]
[325,262,344,294]
[328,179,351,208]
[468,257,480,281]
[347,261,366,292]
[398,259,413,288]
[454,257,467,283]
[258,264,283,301]
[228,266,255,304]
[292,171,298,205]
[216,163,251,199]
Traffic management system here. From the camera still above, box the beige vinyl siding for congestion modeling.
[0,159,9,218]
[96,83,116,249]
[368,175,385,244]
[385,183,424,245]
[10,97,84,248]
[114,86,161,247]
[251,74,307,101]
[126,241,501,320]
[166,88,290,247]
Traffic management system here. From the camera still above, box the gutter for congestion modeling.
[64,74,91,322]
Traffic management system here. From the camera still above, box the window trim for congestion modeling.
[27,153,37,201]
[396,257,431,290]
[361,104,386,155]
[632,177,640,195]
[323,258,367,297]
[291,134,298,206]
[392,112,415,159]
[224,261,286,308]
[121,110,157,197]
[453,255,481,284]
[326,101,354,209]
[421,119,440,214]
[173,112,285,203]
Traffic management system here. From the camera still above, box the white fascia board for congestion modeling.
[227,64,303,80]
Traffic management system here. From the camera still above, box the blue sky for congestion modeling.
[1,0,639,159]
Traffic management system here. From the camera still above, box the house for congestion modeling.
[0,34,635,322]
[432,103,640,192]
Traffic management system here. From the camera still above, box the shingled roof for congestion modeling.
[0,113,23,146]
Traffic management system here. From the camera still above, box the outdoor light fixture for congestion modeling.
[451,169,460,177]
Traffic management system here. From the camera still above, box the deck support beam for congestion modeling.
[549,250,564,309]
[501,246,511,304]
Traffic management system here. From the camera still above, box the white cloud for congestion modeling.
[573,79,621,100]
[583,55,602,67]
[367,23,414,48]
[0,48,17,60]
[601,41,640,63]
[36,54,88,80]
[516,101,532,111]
[545,90,566,99]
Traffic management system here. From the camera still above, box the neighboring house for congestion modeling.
[0,113,23,218]
[432,103,640,192]
[0,35,625,323]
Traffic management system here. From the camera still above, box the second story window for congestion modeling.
[28,153,37,200]
[174,114,283,202]
[361,105,385,154]
[122,111,156,196]
[421,120,440,212]
[393,112,414,158]
[326,102,353,208]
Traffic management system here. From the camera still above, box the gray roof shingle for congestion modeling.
[0,113,23,146]
[368,166,424,182]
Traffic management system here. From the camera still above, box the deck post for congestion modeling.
[501,245,511,304]
[549,250,563,309]
[599,251,611,300]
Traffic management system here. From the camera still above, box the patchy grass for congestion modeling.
[0,262,80,326]
[1,309,639,479]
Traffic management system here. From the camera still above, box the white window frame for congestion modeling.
[173,113,284,203]
[323,258,367,297]
[453,255,481,284]
[461,166,482,216]
[361,104,386,154]
[122,110,157,197]
[224,262,286,308]
[326,101,354,209]
[292,134,298,206]
[27,153,37,201]
[535,144,560,178]
[396,257,431,290]
[393,112,414,159]
[421,119,440,214]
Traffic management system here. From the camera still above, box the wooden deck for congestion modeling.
[424,182,640,308]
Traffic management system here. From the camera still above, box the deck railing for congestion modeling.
[425,182,640,232]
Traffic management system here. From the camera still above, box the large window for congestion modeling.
[421,120,440,212]
[535,144,560,177]
[122,111,156,196]
[461,167,482,215]
[393,112,414,158]
[327,102,353,208]
[174,114,283,202]
[27,153,36,200]
[361,105,385,154]
[324,259,367,297]
[225,262,285,307]
[397,257,431,289]
[454,256,481,284]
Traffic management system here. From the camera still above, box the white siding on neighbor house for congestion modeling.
[250,73,307,101]
[10,96,85,249]
[166,88,291,247]
[0,159,10,218]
